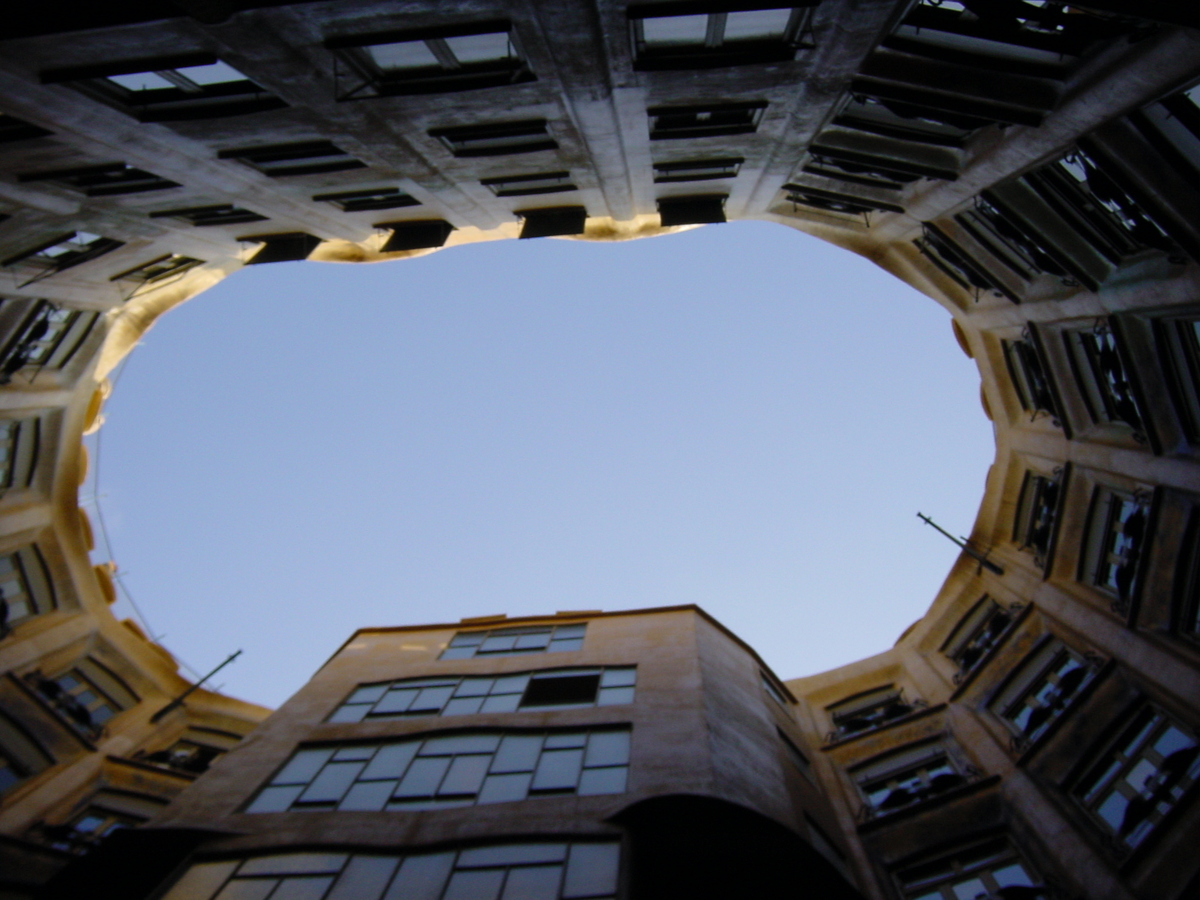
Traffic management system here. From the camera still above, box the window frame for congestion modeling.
[826,684,922,741]
[940,596,1021,682]
[852,741,972,820]
[148,204,268,227]
[429,120,558,158]
[0,302,102,383]
[628,4,815,71]
[439,622,587,660]
[2,233,124,288]
[481,171,576,197]
[1064,323,1147,438]
[0,545,55,636]
[17,162,180,197]
[891,836,1044,900]
[648,102,767,140]
[989,637,1099,751]
[1003,330,1060,422]
[217,141,367,178]
[1154,311,1200,443]
[1078,485,1153,610]
[1012,468,1063,571]
[109,254,204,289]
[312,187,420,212]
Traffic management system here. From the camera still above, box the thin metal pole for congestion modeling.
[150,650,242,723]
[917,512,1004,576]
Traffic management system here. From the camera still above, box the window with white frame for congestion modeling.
[1065,325,1145,434]
[628,5,813,70]
[158,843,621,900]
[440,623,585,660]
[1012,469,1061,570]
[892,838,1045,900]
[327,23,534,99]
[990,639,1097,747]
[329,667,635,722]
[1075,705,1200,851]
[41,55,284,123]
[245,729,630,813]
[1079,487,1151,605]
[854,742,969,818]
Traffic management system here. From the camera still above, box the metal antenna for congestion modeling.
[151,650,243,723]
[917,512,1003,576]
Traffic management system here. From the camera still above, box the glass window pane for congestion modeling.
[333,747,375,762]
[450,633,486,647]
[562,844,619,899]
[460,845,567,867]
[1154,726,1195,758]
[240,854,349,876]
[549,638,583,652]
[514,633,551,650]
[585,732,630,768]
[477,772,533,804]
[273,749,336,785]
[443,697,485,716]
[298,761,364,804]
[480,694,521,714]
[394,757,452,797]
[723,9,792,41]
[531,749,584,791]
[214,880,276,900]
[491,675,531,695]
[325,856,399,900]
[992,863,1034,887]
[455,678,493,697]
[642,14,708,46]
[439,647,475,660]
[349,685,388,704]
[599,668,636,688]
[544,733,587,749]
[480,636,518,653]
[492,735,543,773]
[360,743,419,780]
[373,689,419,715]
[500,865,561,900]
[339,780,398,811]
[1097,790,1129,830]
[159,861,239,900]
[107,71,175,91]
[443,870,504,900]
[439,755,491,796]
[328,705,369,724]
[951,878,987,900]
[596,687,634,706]
[444,33,511,65]
[577,766,627,796]
[176,61,247,85]
[271,876,335,900]
[411,686,455,712]
[382,853,455,900]
[554,624,586,638]
[245,784,305,814]
[367,40,440,71]
[421,735,501,755]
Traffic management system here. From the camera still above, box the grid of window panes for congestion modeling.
[1081,489,1148,601]
[440,623,585,660]
[159,843,620,900]
[246,729,630,813]
[1067,327,1144,431]
[895,839,1041,900]
[992,640,1095,744]
[942,597,1015,677]
[329,667,635,722]
[0,550,39,627]
[1075,706,1200,850]
[855,745,964,817]
[828,685,915,738]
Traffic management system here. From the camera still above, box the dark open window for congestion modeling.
[628,4,815,70]
[0,114,52,144]
[831,94,975,148]
[0,546,54,637]
[649,102,766,140]
[1012,469,1062,570]
[242,233,323,265]
[109,254,204,287]
[957,195,1073,284]
[1065,325,1145,435]
[219,141,367,177]
[1176,511,1200,641]
[430,120,557,157]
[941,596,1017,680]
[18,163,179,197]
[1003,331,1058,420]
[481,172,575,197]
[914,224,1014,302]
[658,194,727,225]
[785,184,903,217]
[379,220,456,253]
[41,54,285,122]
[2,232,123,287]
[805,145,957,186]
[518,206,588,239]
[312,187,420,212]
[149,204,268,227]
[1080,487,1151,608]
[327,21,534,99]
[520,672,602,707]
[653,157,743,183]
[892,838,1045,900]
[0,302,99,383]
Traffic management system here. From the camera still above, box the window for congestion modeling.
[1134,84,1200,192]
[40,792,153,853]
[245,728,631,813]
[18,163,179,196]
[327,22,534,99]
[0,710,51,797]
[783,184,904,218]
[136,726,242,775]
[914,224,1013,301]
[328,667,636,722]
[440,623,586,659]
[1080,487,1150,605]
[0,419,40,496]
[0,113,52,144]
[804,145,956,186]
[761,672,788,707]
[0,546,54,636]
[159,843,620,900]
[1075,705,1200,851]
[648,102,766,140]
[657,194,726,226]
[429,120,557,157]
[654,157,742,183]
[832,94,974,148]
[312,187,420,212]
[854,743,969,818]
[827,685,920,740]
[481,171,576,197]
[1012,469,1061,570]
[0,304,101,383]
[1156,313,1200,441]
[110,254,204,288]
[519,207,589,239]
[893,838,1044,900]
[991,639,1097,747]
[41,54,285,122]
[1065,325,1145,434]
[957,196,1068,282]
[940,597,1017,680]
[218,141,367,177]
[25,659,137,740]
[243,233,323,266]
[1003,333,1058,419]
[149,204,268,227]
[2,232,123,286]
[628,5,813,70]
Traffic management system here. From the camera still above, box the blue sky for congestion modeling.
[84,220,993,708]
